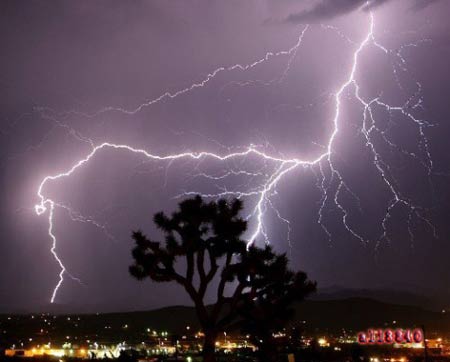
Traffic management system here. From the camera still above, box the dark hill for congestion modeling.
[2,298,449,344]
[292,297,449,335]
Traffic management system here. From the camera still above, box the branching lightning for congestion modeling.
[35,12,436,303]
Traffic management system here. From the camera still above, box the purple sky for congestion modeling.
[0,0,450,312]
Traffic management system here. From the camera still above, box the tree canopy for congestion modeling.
[129,195,316,362]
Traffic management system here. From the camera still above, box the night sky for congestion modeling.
[0,0,449,313]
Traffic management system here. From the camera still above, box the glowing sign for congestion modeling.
[357,329,424,345]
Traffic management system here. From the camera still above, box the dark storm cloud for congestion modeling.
[286,0,392,23]
[410,0,443,11]
[285,0,441,23]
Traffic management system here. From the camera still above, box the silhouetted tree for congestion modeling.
[129,196,316,362]
[233,247,316,362]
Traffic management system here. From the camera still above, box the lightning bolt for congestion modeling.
[35,12,436,303]
[35,25,309,120]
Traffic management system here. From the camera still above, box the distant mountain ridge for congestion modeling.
[311,286,442,311]
[2,297,450,339]
[1,286,448,315]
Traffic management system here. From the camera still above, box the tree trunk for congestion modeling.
[203,330,217,362]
